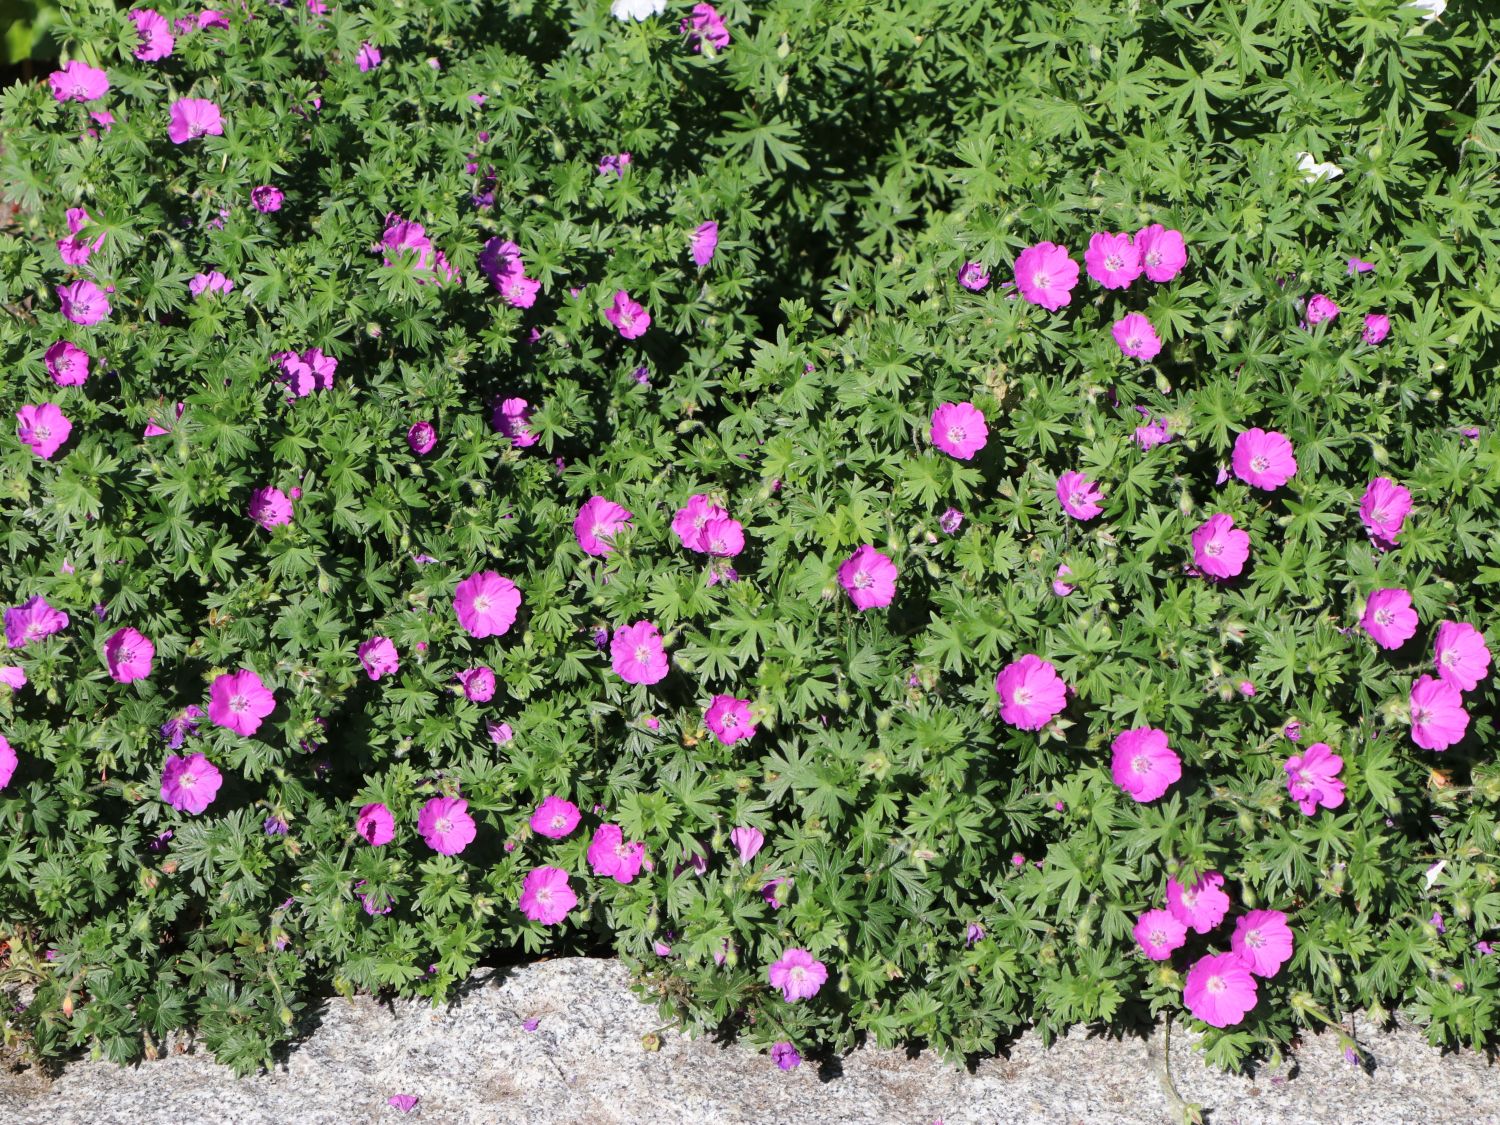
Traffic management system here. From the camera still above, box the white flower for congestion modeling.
[1403,0,1445,20]
[1295,152,1344,184]
[610,0,666,20]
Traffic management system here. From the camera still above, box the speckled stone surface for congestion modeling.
[3,958,1496,1124]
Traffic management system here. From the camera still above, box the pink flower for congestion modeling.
[770,1042,801,1070]
[188,271,233,298]
[597,152,632,176]
[0,666,26,691]
[612,621,668,685]
[478,239,540,307]
[143,401,185,438]
[87,109,114,135]
[160,753,222,814]
[103,627,154,683]
[957,261,990,290]
[1056,471,1104,520]
[273,348,337,397]
[1133,908,1187,961]
[672,494,728,552]
[1410,674,1469,751]
[456,666,496,702]
[248,487,293,529]
[198,10,230,29]
[838,545,898,611]
[929,402,988,459]
[130,9,175,60]
[1347,257,1374,274]
[605,290,650,339]
[1167,871,1231,934]
[1362,313,1391,345]
[762,876,791,909]
[56,279,110,325]
[940,508,964,534]
[418,796,477,855]
[356,42,382,71]
[358,636,400,681]
[406,421,437,454]
[251,185,284,212]
[45,341,90,387]
[1306,293,1340,325]
[587,823,645,883]
[488,721,514,744]
[453,571,522,638]
[1134,225,1187,282]
[492,397,538,448]
[1434,621,1490,692]
[387,1095,420,1114]
[0,735,14,789]
[16,404,72,459]
[1084,231,1142,290]
[530,796,581,839]
[702,516,745,558]
[575,496,634,556]
[1184,952,1258,1028]
[1360,588,1418,650]
[58,207,104,265]
[1237,680,1256,697]
[1013,241,1079,310]
[1051,564,1075,597]
[1284,742,1345,815]
[1232,428,1297,490]
[168,98,223,144]
[690,220,720,267]
[356,802,395,846]
[994,654,1067,730]
[1191,514,1250,579]
[1111,312,1162,361]
[768,948,827,1002]
[681,3,729,51]
[730,826,764,864]
[49,60,110,102]
[207,669,276,736]
[4,596,68,649]
[519,865,577,924]
[1134,414,1173,450]
[1110,727,1181,803]
[705,694,756,746]
[1359,477,1411,546]
[1232,910,1294,978]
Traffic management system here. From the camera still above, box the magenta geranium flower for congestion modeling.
[957,261,990,290]
[1133,908,1187,961]
[1410,674,1469,751]
[0,666,25,691]
[702,516,745,558]
[56,279,110,325]
[681,3,729,51]
[356,802,395,846]
[1232,428,1297,490]
[1111,313,1162,361]
[406,421,436,454]
[0,735,14,789]
[1134,225,1187,282]
[49,60,109,102]
[160,752,222,814]
[1306,293,1339,325]
[611,621,668,685]
[1360,588,1418,650]
[1013,242,1079,310]
[1362,313,1391,345]
[208,669,276,736]
[1110,727,1182,803]
[587,823,645,883]
[273,348,337,397]
[730,826,764,864]
[605,290,650,339]
[1084,231,1143,290]
[130,9,175,60]
[456,666,496,702]
[188,271,233,298]
[519,865,577,925]
[1183,952,1258,1028]
[838,545,898,611]
[103,627,154,683]
[5,595,69,649]
[144,402,185,438]
[1359,477,1411,546]
[168,97,223,144]
[690,220,720,267]
[1167,871,1231,934]
[768,948,827,1002]
[1056,471,1104,520]
[575,496,634,556]
[1430,623,1487,696]
[530,796,581,839]
[358,636,400,681]
[453,571,522,638]
[929,402,988,460]
[1284,742,1345,815]
[705,694,756,746]
[1191,514,1250,579]
[994,654,1067,730]
[248,487,293,529]
[492,397,538,448]
[16,404,72,459]
[251,185,284,212]
[418,796,477,855]
[45,341,90,387]
[770,1042,800,1071]
[672,494,728,552]
[58,207,104,266]
[356,42,381,71]
[478,239,540,307]
[1232,910,1294,978]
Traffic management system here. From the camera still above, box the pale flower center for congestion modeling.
[472,595,491,614]
[1126,334,1142,350]
[1251,455,1270,473]
[435,816,453,835]
[1132,754,1152,776]
[788,966,806,984]
[535,886,554,906]
[1146,250,1162,267]
[1441,650,1458,667]
[180,772,196,789]
[634,645,652,666]
[1104,253,1124,271]
[1181,889,1199,908]
[1245,929,1265,949]
[550,815,567,830]
[1413,706,1431,725]
[1032,270,1052,290]
[1013,686,1033,705]
[34,424,51,441]
[1206,974,1226,995]
[947,425,967,445]
[614,842,634,860]
[1204,540,1222,557]
[853,570,871,589]
[229,693,249,714]
[1150,928,1167,946]
[1371,506,1389,525]
[1375,609,1393,626]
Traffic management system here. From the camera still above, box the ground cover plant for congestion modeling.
[1,0,1498,1087]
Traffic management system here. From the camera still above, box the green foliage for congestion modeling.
[2,0,1498,1076]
